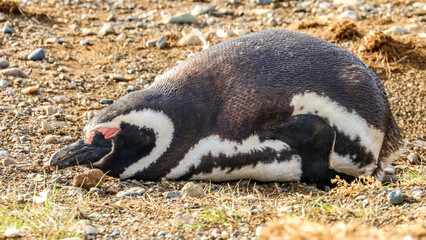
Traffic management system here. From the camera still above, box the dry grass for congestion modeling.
[259,217,426,240]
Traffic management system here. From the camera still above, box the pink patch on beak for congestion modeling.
[85,127,120,144]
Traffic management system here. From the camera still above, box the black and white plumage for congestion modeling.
[50,29,402,185]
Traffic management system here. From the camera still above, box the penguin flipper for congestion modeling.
[263,114,355,186]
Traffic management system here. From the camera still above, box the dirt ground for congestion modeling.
[0,0,425,239]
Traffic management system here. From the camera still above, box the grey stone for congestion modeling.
[192,4,214,16]
[355,195,367,201]
[384,26,409,35]
[164,191,181,198]
[339,10,358,20]
[0,80,10,87]
[319,2,332,9]
[387,188,403,205]
[165,13,198,24]
[362,199,370,208]
[99,22,116,36]
[110,73,125,81]
[116,33,126,40]
[158,231,169,236]
[1,157,16,166]
[100,99,113,104]
[0,150,10,155]
[406,24,420,33]
[0,58,9,69]
[2,26,12,34]
[111,231,120,237]
[146,39,157,47]
[254,0,272,5]
[53,96,70,103]
[42,120,54,132]
[127,85,139,92]
[116,187,146,197]
[128,67,136,74]
[218,8,234,15]
[28,48,45,61]
[80,40,90,46]
[181,182,204,198]
[44,135,58,144]
[156,36,167,49]
[407,215,416,221]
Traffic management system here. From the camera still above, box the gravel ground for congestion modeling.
[0,0,425,239]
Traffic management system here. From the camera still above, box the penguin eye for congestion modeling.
[85,127,120,144]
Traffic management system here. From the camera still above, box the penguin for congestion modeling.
[49,29,402,186]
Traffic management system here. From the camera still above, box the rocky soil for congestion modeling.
[0,0,425,239]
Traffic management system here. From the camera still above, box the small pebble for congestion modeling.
[111,231,120,237]
[179,34,202,46]
[28,48,45,61]
[384,26,409,35]
[21,86,38,94]
[191,4,214,16]
[1,157,16,166]
[363,199,370,208]
[0,80,10,87]
[99,22,116,36]
[80,40,90,46]
[254,0,272,5]
[164,191,181,198]
[0,58,9,69]
[165,13,198,24]
[158,231,169,236]
[181,182,204,198]
[100,99,113,104]
[339,10,357,20]
[110,73,125,81]
[407,215,416,221]
[2,26,12,34]
[44,135,58,144]
[72,169,105,190]
[146,39,157,47]
[1,68,30,78]
[116,187,146,197]
[355,195,367,201]
[387,188,403,205]
[53,96,70,103]
[156,36,167,49]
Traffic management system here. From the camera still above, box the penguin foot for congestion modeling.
[382,174,399,185]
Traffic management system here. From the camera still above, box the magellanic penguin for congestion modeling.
[50,29,402,186]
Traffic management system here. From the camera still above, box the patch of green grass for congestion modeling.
[0,177,87,239]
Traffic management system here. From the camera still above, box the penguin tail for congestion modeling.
[374,113,403,180]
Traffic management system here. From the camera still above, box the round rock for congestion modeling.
[0,80,10,87]
[72,169,105,190]
[28,48,45,61]
[2,26,12,34]
[181,182,204,198]
[0,58,9,69]
[387,188,403,205]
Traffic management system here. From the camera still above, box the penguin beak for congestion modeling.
[49,131,113,169]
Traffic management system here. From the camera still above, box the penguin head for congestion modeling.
[49,104,175,179]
